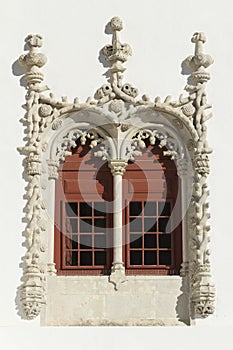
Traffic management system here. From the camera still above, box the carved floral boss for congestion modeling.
[17,17,215,320]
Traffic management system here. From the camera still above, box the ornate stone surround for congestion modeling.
[17,17,215,322]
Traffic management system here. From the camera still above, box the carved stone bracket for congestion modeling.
[109,263,127,291]
[17,18,215,321]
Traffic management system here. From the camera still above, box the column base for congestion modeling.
[180,262,189,276]
[109,262,127,290]
[47,263,57,276]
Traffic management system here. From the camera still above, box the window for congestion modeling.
[123,143,182,274]
[55,140,182,275]
[18,19,215,322]
[54,141,113,275]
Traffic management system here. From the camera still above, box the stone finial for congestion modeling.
[95,17,138,103]
[102,17,132,85]
[184,32,213,84]
[19,34,48,91]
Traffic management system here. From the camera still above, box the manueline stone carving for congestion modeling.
[183,32,215,317]
[17,18,215,321]
[97,17,138,104]
[127,129,181,162]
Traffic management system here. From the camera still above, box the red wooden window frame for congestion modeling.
[123,143,182,275]
[54,140,182,276]
[54,142,113,275]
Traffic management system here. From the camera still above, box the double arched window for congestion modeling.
[18,19,215,323]
[54,139,182,276]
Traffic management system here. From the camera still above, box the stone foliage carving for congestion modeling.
[182,33,215,318]
[17,17,215,321]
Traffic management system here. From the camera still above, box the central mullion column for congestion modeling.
[108,159,128,289]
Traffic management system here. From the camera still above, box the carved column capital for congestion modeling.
[176,158,192,178]
[47,159,59,180]
[108,159,128,176]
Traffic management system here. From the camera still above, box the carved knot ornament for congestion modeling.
[16,17,215,321]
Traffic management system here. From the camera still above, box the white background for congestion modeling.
[0,0,233,348]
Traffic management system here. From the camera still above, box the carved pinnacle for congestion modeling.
[184,32,213,85]
[102,17,132,86]
[19,34,48,91]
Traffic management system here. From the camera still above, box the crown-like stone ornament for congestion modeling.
[184,32,214,84]
[102,17,132,66]
[96,17,138,104]
[19,34,48,91]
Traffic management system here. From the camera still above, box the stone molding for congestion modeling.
[17,18,215,321]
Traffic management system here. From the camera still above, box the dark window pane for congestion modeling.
[94,202,106,216]
[144,218,156,232]
[144,234,156,248]
[94,218,106,233]
[66,251,78,266]
[72,235,78,249]
[130,234,142,248]
[144,202,156,216]
[80,234,92,249]
[159,234,171,248]
[159,251,171,265]
[130,202,142,216]
[65,202,77,217]
[158,218,170,232]
[130,251,142,265]
[66,219,77,233]
[94,251,106,265]
[94,234,106,248]
[80,251,92,266]
[130,218,142,232]
[80,202,92,217]
[80,218,92,233]
[158,202,171,216]
[144,251,157,265]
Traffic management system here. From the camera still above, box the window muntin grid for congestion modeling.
[62,201,109,269]
[126,200,174,269]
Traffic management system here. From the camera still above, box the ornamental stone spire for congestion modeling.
[102,17,132,87]
[19,34,48,92]
[184,32,214,84]
[96,17,138,104]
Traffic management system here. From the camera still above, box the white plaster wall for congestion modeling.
[1,0,233,347]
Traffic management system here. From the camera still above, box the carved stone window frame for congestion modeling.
[17,17,215,321]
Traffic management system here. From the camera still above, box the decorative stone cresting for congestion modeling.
[17,17,215,321]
